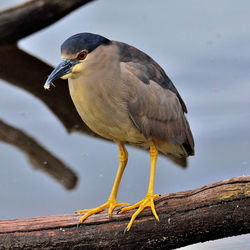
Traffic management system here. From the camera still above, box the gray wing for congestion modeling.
[116,41,188,113]
[116,42,194,157]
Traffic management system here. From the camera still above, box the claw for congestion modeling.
[108,202,129,217]
[120,194,159,231]
[76,200,129,224]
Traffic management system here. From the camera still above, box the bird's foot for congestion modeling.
[76,199,129,223]
[120,194,159,231]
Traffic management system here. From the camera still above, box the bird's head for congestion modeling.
[44,33,110,89]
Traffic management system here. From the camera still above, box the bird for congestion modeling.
[44,32,194,231]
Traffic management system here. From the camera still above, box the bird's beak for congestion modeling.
[44,59,77,89]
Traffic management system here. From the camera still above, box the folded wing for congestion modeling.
[117,42,194,159]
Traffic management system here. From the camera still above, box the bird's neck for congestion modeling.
[81,42,120,77]
[68,42,123,98]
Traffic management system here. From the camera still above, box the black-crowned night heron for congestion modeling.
[44,32,194,231]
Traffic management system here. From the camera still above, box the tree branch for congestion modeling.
[0,45,91,134]
[0,119,77,190]
[0,176,249,249]
[0,0,95,45]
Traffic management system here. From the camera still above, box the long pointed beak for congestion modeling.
[44,59,77,90]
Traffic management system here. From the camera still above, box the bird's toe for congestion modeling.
[76,199,129,224]
[120,194,160,231]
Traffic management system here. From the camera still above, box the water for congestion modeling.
[0,0,249,249]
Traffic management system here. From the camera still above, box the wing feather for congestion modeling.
[116,41,188,113]
[116,42,194,156]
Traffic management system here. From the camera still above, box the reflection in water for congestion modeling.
[0,119,77,190]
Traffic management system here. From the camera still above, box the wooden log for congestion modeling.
[0,0,95,45]
[0,176,249,249]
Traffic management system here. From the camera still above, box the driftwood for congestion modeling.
[0,0,95,45]
[0,176,249,249]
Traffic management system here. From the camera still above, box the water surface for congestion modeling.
[0,0,249,248]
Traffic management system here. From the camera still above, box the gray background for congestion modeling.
[0,0,249,249]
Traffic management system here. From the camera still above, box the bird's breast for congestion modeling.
[68,74,144,143]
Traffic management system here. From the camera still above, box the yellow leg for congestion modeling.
[120,141,159,231]
[76,142,129,223]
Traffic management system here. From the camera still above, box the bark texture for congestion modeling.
[0,176,249,249]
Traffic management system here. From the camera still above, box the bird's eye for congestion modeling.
[77,51,87,60]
